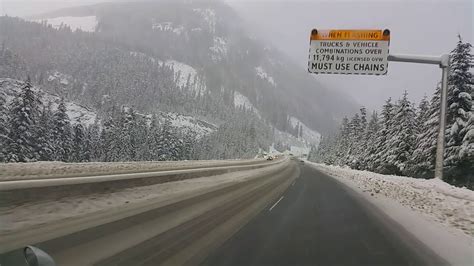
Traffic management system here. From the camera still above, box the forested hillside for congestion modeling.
[0,0,357,162]
[1,0,356,133]
[309,37,473,189]
[0,77,272,162]
[0,0,361,162]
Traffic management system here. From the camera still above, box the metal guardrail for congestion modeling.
[0,159,285,191]
[0,158,288,207]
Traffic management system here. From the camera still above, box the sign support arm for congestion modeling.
[387,53,450,180]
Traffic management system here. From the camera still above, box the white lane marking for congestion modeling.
[269,196,284,211]
[291,181,296,186]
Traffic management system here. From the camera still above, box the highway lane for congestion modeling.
[0,160,299,266]
[202,164,446,266]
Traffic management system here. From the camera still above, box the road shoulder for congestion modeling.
[306,162,473,266]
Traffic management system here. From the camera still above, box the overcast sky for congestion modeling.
[228,0,473,109]
[1,0,472,110]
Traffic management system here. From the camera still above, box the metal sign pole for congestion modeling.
[387,54,450,179]
[435,55,450,179]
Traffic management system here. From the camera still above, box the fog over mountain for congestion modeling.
[3,0,472,112]
[230,0,473,109]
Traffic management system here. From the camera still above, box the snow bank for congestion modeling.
[309,163,474,236]
[289,116,321,145]
[36,16,97,32]
[255,66,276,87]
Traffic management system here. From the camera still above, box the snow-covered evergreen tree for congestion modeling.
[116,107,135,161]
[458,113,473,187]
[100,109,121,162]
[409,85,441,178]
[350,107,367,169]
[372,98,395,173]
[333,117,350,165]
[7,78,42,162]
[86,120,101,161]
[37,103,54,161]
[52,99,73,162]
[0,88,10,162]
[345,113,361,166]
[445,36,473,183]
[180,129,197,160]
[386,91,416,174]
[146,115,161,161]
[415,95,430,133]
[72,122,87,162]
[362,111,380,171]
[158,118,180,161]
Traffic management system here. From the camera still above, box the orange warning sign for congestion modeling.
[311,29,390,41]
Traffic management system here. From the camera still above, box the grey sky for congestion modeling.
[2,0,472,110]
[228,0,473,110]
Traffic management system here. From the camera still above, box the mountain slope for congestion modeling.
[0,0,358,156]
[0,78,216,138]
[27,0,356,133]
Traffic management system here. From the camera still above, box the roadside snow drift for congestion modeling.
[310,163,473,236]
[307,162,473,265]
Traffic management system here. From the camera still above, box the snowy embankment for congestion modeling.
[310,163,473,235]
[307,162,473,265]
[0,159,258,181]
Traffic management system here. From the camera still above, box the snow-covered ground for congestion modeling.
[0,162,282,233]
[193,8,216,33]
[309,163,473,236]
[209,37,228,62]
[233,91,261,118]
[288,116,321,145]
[161,112,217,138]
[34,16,97,32]
[270,119,321,157]
[47,71,71,85]
[0,78,97,126]
[272,127,311,156]
[255,66,276,87]
[151,20,184,35]
[128,53,207,96]
[307,162,473,265]
[164,60,207,96]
